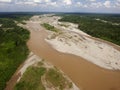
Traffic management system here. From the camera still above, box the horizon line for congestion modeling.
[0,11,120,15]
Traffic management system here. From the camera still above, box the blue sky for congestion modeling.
[0,0,120,13]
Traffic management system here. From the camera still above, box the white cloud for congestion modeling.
[45,0,51,3]
[115,2,120,7]
[83,5,88,8]
[76,2,83,7]
[46,1,57,7]
[63,0,72,5]
[34,0,42,3]
[33,0,51,3]
[104,1,111,8]
[0,0,11,2]
[77,2,81,5]
[89,0,96,2]
[15,0,37,6]
[51,2,57,6]
[91,2,102,8]
[117,0,120,2]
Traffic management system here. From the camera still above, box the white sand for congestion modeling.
[41,15,120,70]
[95,18,120,26]
[20,14,120,70]
[46,30,120,70]
[17,52,42,82]
[0,24,2,27]
[17,52,80,90]
[15,18,80,88]
[58,22,90,37]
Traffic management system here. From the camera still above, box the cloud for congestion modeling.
[76,2,83,7]
[46,1,57,7]
[50,2,57,6]
[0,0,120,13]
[89,0,96,2]
[63,0,72,5]
[15,0,37,6]
[117,0,120,2]
[90,2,102,8]
[34,0,42,3]
[83,5,88,8]
[33,0,51,4]
[104,1,111,8]
[115,2,120,7]
[0,0,11,2]
[44,0,51,3]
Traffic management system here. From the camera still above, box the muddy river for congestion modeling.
[27,22,120,90]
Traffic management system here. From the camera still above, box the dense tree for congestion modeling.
[59,15,120,45]
[0,17,30,90]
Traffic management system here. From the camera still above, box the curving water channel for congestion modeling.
[27,21,120,90]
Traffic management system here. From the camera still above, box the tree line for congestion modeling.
[0,17,30,90]
[59,14,120,45]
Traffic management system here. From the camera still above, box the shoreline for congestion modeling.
[45,34,120,70]
[5,52,80,90]
[18,15,120,90]
[43,15,120,70]
[46,33,120,70]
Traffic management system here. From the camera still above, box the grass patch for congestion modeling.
[21,21,27,25]
[14,66,46,90]
[58,23,69,27]
[41,23,59,32]
[46,68,72,90]
[14,62,73,90]
[37,61,44,66]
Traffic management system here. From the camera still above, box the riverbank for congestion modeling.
[15,52,80,90]
[38,14,120,70]
[25,15,120,90]
[46,30,120,70]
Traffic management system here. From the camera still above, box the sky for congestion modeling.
[0,0,120,13]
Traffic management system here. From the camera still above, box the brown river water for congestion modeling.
[26,22,120,90]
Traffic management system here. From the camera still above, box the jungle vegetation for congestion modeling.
[0,16,30,90]
[59,14,120,45]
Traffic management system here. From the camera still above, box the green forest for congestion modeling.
[59,14,120,46]
[0,16,30,90]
